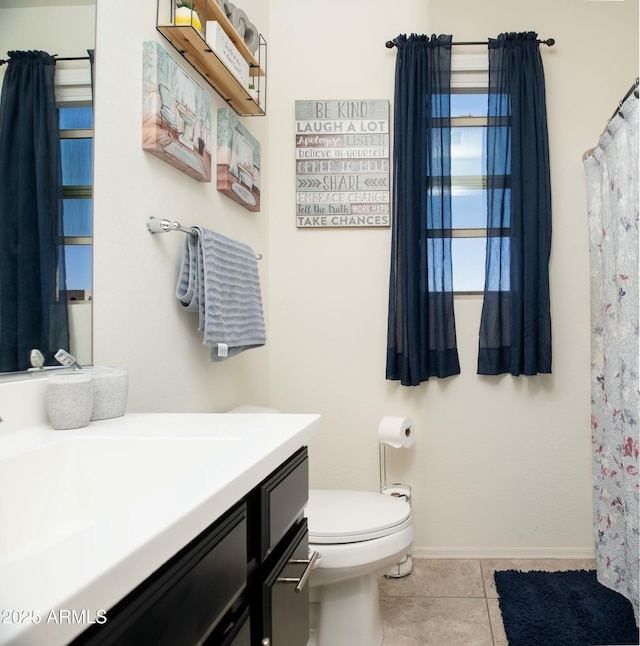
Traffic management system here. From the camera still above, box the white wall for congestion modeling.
[0,4,95,67]
[20,0,633,556]
[267,0,638,556]
[93,0,270,413]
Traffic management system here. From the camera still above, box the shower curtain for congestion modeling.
[584,85,639,624]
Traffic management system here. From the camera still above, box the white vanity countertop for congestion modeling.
[0,412,321,646]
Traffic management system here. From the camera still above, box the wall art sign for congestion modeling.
[142,41,212,182]
[216,108,261,212]
[295,100,390,228]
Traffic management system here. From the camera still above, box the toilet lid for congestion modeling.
[306,489,411,544]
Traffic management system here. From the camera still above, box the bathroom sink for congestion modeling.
[0,435,239,561]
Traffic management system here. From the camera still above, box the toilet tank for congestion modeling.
[227,406,280,414]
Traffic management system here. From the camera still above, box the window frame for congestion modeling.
[56,67,93,302]
[432,54,511,296]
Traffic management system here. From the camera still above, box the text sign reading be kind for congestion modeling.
[295,100,390,228]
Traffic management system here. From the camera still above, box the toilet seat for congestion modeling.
[306,489,411,544]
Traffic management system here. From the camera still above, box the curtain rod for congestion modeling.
[582,78,639,161]
[385,38,555,48]
[54,56,91,62]
[0,55,90,66]
[609,77,639,122]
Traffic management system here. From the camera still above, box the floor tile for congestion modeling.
[380,597,494,646]
[379,558,485,598]
[373,557,598,645]
[487,598,508,646]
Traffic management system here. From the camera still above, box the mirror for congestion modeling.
[0,0,96,373]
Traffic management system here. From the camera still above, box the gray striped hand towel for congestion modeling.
[176,227,266,361]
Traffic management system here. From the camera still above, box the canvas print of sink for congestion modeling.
[142,41,212,182]
[216,108,261,212]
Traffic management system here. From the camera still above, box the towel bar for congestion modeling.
[146,217,263,260]
[146,217,194,235]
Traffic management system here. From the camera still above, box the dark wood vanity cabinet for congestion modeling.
[72,447,310,646]
[71,503,248,646]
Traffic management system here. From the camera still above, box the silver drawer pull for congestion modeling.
[277,549,319,593]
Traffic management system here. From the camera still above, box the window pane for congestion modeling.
[486,125,511,176]
[61,138,93,185]
[426,186,449,230]
[487,187,511,229]
[426,238,454,292]
[451,126,485,176]
[488,92,511,117]
[451,93,487,117]
[452,187,486,229]
[484,236,510,291]
[59,106,93,129]
[451,187,512,230]
[430,95,451,117]
[452,237,486,292]
[63,199,92,236]
[64,245,92,291]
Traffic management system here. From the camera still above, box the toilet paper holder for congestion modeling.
[379,445,413,579]
[379,442,411,503]
[378,422,414,579]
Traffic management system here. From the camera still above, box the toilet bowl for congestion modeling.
[306,489,413,646]
[226,406,414,646]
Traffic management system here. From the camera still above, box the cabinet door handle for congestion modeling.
[277,549,319,593]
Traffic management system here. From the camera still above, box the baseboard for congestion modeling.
[411,546,596,560]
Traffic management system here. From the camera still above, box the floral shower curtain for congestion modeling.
[584,86,639,624]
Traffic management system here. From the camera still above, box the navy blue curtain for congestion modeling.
[477,32,552,376]
[386,34,460,386]
[0,51,69,372]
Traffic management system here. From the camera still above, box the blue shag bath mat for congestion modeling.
[494,569,639,646]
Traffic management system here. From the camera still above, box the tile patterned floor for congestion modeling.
[378,558,596,646]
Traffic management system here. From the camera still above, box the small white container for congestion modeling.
[82,366,129,421]
[46,373,93,430]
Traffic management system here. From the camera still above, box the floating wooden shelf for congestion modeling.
[157,0,266,116]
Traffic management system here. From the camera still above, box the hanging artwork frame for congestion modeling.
[142,41,212,182]
[216,108,261,212]
[295,99,390,227]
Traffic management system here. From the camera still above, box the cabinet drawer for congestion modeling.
[205,604,251,646]
[261,521,311,646]
[74,504,247,646]
[258,447,308,560]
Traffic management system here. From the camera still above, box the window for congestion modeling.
[450,91,489,293]
[59,104,93,302]
[440,55,510,294]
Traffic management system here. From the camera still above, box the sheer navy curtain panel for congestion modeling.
[0,51,70,372]
[386,34,460,387]
[477,32,552,376]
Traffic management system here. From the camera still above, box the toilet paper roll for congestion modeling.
[381,484,412,501]
[378,416,414,448]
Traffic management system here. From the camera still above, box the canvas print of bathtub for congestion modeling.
[142,41,212,182]
[216,108,261,212]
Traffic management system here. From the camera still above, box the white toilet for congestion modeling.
[227,406,414,646]
[306,489,413,646]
